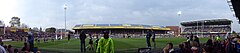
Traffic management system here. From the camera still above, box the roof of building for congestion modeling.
[73,24,170,30]
[231,0,240,20]
[180,19,232,26]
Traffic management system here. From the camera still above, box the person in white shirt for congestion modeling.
[0,44,7,53]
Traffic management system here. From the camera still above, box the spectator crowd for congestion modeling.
[0,33,41,53]
[163,34,240,53]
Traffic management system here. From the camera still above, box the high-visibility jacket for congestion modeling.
[216,36,221,41]
[96,37,114,53]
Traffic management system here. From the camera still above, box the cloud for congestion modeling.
[0,0,20,26]
[1,0,238,31]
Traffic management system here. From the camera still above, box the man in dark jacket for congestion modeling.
[146,30,152,48]
[80,31,87,52]
[68,34,71,41]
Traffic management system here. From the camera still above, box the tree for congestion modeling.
[21,23,28,28]
[9,17,20,27]
[45,27,56,33]
[32,27,39,32]
[45,27,57,41]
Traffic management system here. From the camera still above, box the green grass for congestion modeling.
[3,37,209,53]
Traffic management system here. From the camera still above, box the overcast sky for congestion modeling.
[0,0,239,31]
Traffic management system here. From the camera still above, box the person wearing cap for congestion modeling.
[96,31,114,53]
[80,31,87,52]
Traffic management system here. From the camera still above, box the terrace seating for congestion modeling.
[183,26,231,33]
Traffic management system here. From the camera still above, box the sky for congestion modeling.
[0,0,239,31]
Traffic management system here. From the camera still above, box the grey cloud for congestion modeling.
[14,0,240,31]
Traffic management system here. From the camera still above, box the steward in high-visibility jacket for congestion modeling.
[96,31,114,53]
[215,36,221,41]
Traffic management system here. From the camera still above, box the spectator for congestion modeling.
[14,48,18,53]
[7,45,14,53]
[193,36,200,47]
[0,36,2,44]
[0,43,6,53]
[202,44,212,53]
[0,42,3,47]
[96,31,114,53]
[163,43,174,53]
[80,31,87,52]
[220,40,226,53]
[33,47,41,53]
[212,41,222,53]
[190,41,200,53]
[206,39,213,46]
[3,45,7,51]
[175,43,184,53]
[236,38,240,53]
[21,42,29,52]
[225,38,234,53]
[183,42,192,53]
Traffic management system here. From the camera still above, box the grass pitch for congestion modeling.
[3,37,209,53]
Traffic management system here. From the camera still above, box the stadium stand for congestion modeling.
[181,19,232,37]
[73,24,172,38]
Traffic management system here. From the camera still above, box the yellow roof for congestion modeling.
[73,26,171,30]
